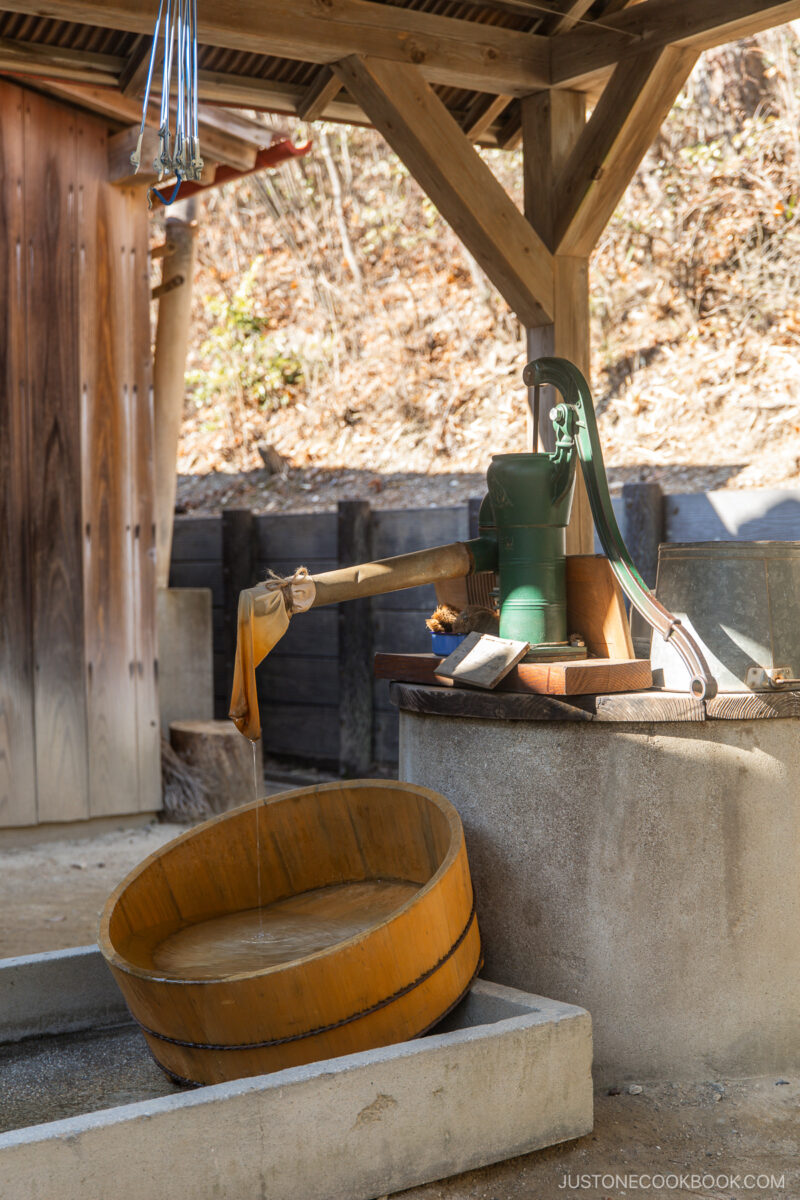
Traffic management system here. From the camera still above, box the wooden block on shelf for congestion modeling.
[518,656,651,695]
[566,554,634,660]
[374,652,652,696]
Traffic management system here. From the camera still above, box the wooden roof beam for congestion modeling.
[552,0,800,88]
[554,45,699,257]
[25,79,260,171]
[108,124,219,187]
[0,0,551,96]
[2,0,797,111]
[108,123,160,185]
[195,103,272,152]
[0,36,121,84]
[334,55,554,326]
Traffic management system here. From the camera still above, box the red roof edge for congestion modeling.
[176,138,312,199]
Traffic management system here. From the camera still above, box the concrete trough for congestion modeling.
[0,946,592,1200]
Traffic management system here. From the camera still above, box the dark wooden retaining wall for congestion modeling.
[170,485,800,770]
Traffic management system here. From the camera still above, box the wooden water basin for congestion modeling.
[99,780,481,1085]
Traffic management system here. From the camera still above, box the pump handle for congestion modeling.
[523,357,717,701]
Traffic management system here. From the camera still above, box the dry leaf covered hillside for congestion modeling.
[167,30,800,515]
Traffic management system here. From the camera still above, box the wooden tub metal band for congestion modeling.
[152,959,484,1089]
[135,900,477,1052]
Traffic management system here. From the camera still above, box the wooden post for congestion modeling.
[468,495,482,540]
[222,508,256,718]
[622,481,664,589]
[337,500,373,777]
[622,480,664,658]
[153,200,198,589]
[522,89,594,556]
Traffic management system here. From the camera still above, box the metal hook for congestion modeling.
[147,176,184,210]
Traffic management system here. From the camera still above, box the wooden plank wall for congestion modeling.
[0,82,158,827]
[0,84,35,826]
[664,488,800,542]
[25,90,88,820]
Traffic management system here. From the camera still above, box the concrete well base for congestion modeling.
[399,711,800,1083]
[0,947,592,1200]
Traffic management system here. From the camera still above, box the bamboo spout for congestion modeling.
[229,535,497,741]
[310,541,476,607]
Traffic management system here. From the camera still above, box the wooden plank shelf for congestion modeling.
[389,681,800,724]
[374,651,652,696]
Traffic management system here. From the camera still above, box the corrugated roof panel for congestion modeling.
[0,12,137,56]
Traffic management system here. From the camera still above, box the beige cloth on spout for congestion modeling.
[229,568,316,742]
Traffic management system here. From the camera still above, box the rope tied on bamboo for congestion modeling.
[229,566,316,742]
[262,566,316,614]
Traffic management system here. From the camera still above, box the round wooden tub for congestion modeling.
[99,780,481,1085]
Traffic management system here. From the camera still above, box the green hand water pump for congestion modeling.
[247,357,716,705]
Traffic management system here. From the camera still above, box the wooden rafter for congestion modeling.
[197,69,374,128]
[335,55,555,326]
[554,44,699,256]
[201,71,506,143]
[108,124,308,190]
[552,0,800,87]
[297,66,342,122]
[0,0,551,96]
[496,104,523,150]
[460,93,513,141]
[544,0,595,36]
[118,34,151,98]
[23,78,142,124]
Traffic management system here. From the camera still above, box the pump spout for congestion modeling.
[308,537,497,607]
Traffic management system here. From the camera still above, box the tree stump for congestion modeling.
[169,720,263,814]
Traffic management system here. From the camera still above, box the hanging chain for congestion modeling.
[130,0,203,206]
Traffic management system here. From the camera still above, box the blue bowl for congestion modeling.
[431,632,465,656]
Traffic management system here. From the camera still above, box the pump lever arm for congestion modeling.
[523,357,717,701]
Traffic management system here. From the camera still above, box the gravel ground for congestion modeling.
[0,1025,181,1133]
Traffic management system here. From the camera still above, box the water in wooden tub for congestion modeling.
[138,746,419,981]
[150,879,420,980]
